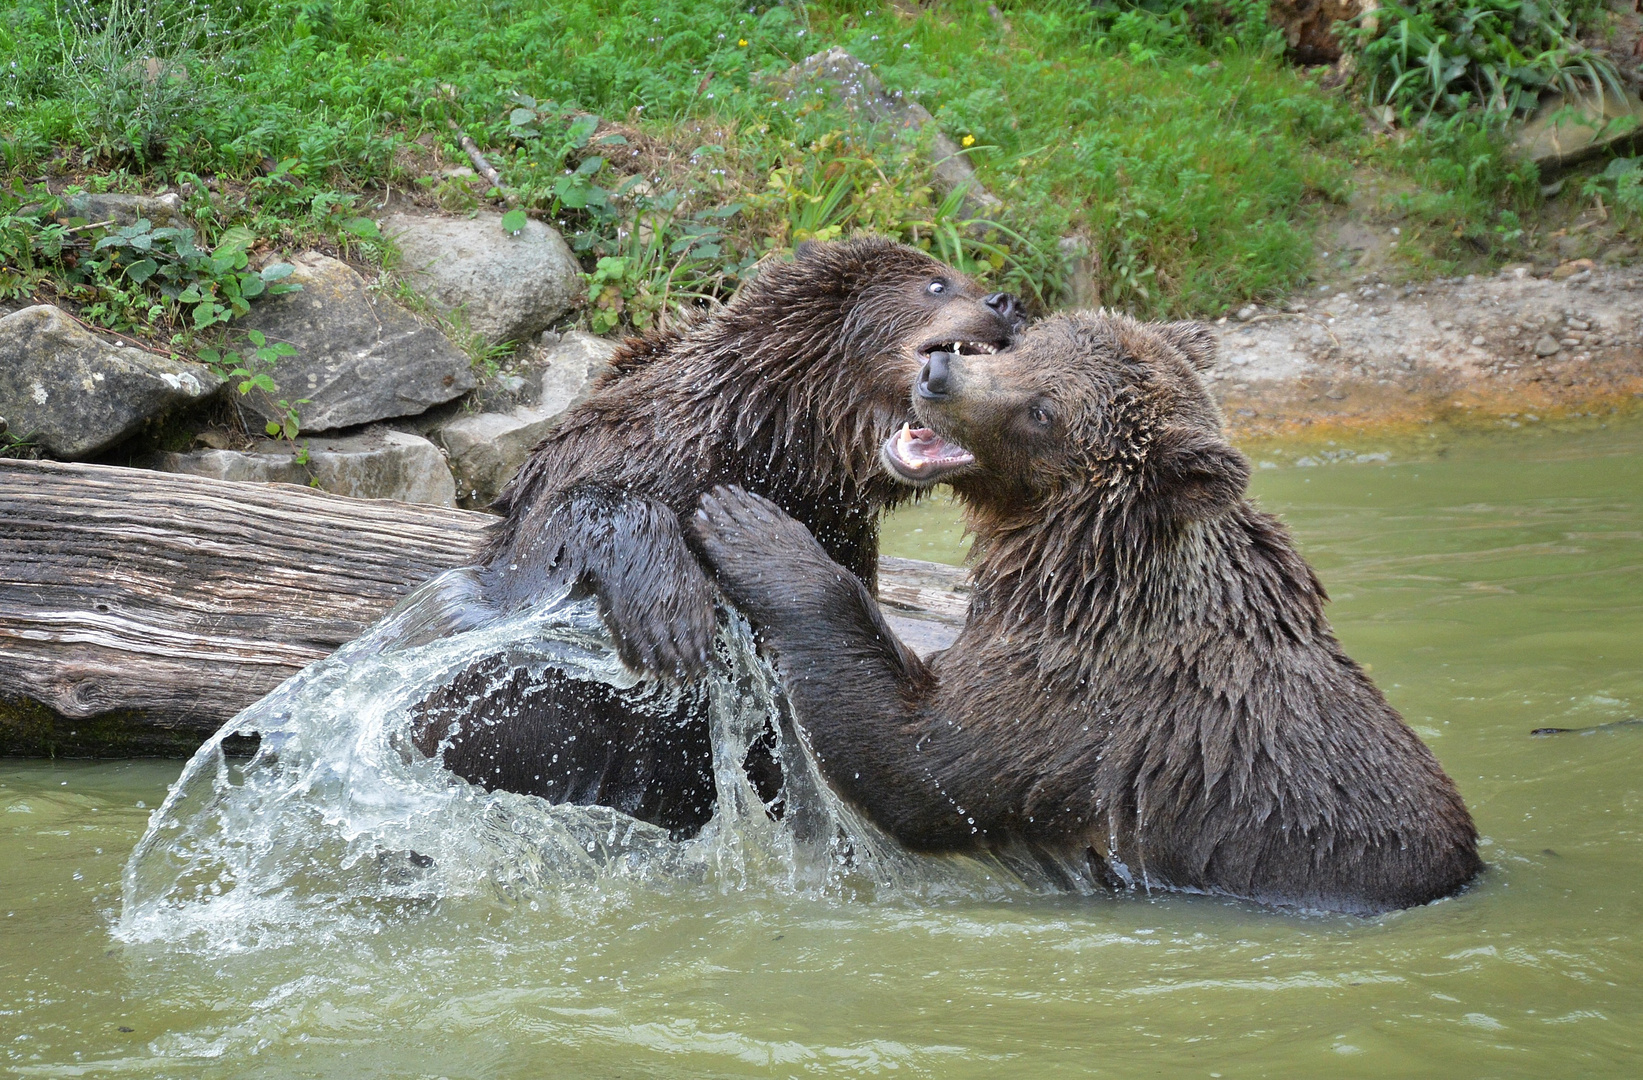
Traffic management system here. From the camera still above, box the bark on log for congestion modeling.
[0,459,967,757]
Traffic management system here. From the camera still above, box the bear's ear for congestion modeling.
[1158,321,1217,372]
[1151,426,1249,520]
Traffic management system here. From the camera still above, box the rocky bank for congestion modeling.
[6,207,1643,512]
[1,209,616,510]
[1210,263,1643,440]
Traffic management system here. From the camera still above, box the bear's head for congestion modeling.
[881,310,1250,523]
[735,237,1024,409]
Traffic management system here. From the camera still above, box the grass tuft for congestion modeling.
[0,0,1584,334]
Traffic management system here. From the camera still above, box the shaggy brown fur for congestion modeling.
[414,238,1022,837]
[691,311,1483,913]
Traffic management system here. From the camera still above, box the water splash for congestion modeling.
[118,570,1028,951]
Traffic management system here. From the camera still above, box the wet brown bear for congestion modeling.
[691,310,1483,914]
[411,238,1021,838]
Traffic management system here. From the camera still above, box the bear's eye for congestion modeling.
[927,279,947,295]
[1027,403,1053,428]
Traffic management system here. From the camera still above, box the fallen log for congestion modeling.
[0,459,967,756]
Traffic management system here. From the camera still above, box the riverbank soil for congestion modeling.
[1212,265,1643,440]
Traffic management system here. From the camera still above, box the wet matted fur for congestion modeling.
[692,311,1482,913]
[413,238,1022,837]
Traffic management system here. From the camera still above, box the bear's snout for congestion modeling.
[917,351,954,400]
[984,292,1022,327]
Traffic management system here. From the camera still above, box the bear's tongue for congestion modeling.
[883,423,976,484]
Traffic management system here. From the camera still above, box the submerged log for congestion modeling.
[0,459,967,756]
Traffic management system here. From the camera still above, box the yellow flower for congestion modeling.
[961,134,976,147]
[738,38,748,47]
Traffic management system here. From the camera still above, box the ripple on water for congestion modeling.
[116,573,1054,955]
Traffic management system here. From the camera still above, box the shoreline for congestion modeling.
[1208,265,1643,442]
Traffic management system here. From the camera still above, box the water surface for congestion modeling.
[3,419,1640,1078]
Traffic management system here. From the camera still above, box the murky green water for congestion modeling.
[5,420,1641,1078]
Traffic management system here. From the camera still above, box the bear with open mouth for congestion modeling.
[409,238,1023,839]
[691,310,1483,914]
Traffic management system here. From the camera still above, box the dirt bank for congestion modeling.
[1211,265,1643,440]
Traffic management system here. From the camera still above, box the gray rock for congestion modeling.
[532,331,618,413]
[1515,89,1643,172]
[382,212,582,344]
[1057,236,1098,309]
[437,409,560,509]
[152,428,456,506]
[1533,334,1562,357]
[0,305,221,460]
[59,191,186,228]
[766,48,1001,217]
[234,252,476,433]
[436,330,617,507]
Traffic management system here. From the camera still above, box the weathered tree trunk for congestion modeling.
[0,459,966,756]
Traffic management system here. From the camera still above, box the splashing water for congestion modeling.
[118,569,1034,951]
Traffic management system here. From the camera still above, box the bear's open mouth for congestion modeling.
[917,339,1005,360]
[882,423,976,485]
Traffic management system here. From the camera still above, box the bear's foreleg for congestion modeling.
[487,486,717,679]
[691,486,999,851]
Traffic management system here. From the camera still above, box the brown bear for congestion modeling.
[689,310,1483,914]
[411,238,1022,838]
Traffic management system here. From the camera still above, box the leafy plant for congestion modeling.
[585,254,649,334]
[1370,106,1540,261]
[1087,0,1282,56]
[763,161,853,246]
[200,329,308,441]
[1580,157,1643,218]
[0,182,300,334]
[245,157,385,256]
[262,397,308,442]
[745,135,1058,305]
[1,179,310,439]
[101,221,300,329]
[583,189,747,333]
[1343,0,1622,121]
[502,98,616,218]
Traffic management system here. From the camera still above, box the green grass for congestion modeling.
[841,3,1358,312]
[0,0,1552,330]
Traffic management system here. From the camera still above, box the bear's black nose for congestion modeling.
[918,351,952,400]
[984,292,1021,325]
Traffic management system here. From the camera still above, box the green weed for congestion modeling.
[198,328,307,441]
[1581,157,1643,219]
[1343,0,1620,120]
[1365,109,1540,265]
[0,182,300,333]
[51,0,235,164]
[826,2,1360,313]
